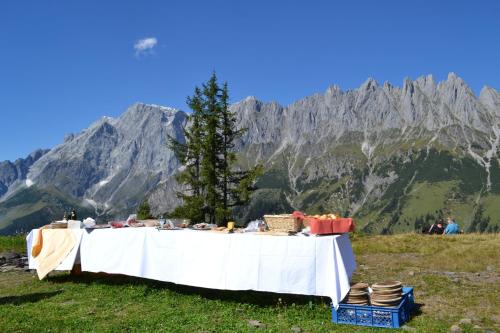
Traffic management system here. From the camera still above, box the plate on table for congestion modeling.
[139,219,160,227]
[109,221,128,228]
[86,224,110,229]
[157,226,183,231]
[191,226,212,231]
[209,227,232,233]
[191,223,215,231]
[128,221,145,228]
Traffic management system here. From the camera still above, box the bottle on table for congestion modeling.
[69,208,77,221]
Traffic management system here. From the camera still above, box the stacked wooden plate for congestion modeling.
[343,282,370,305]
[370,280,403,307]
[47,222,68,229]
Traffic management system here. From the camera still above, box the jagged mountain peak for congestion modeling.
[325,84,342,97]
[414,74,436,95]
[382,81,394,90]
[417,73,435,83]
[237,96,262,107]
[20,149,49,164]
[244,96,258,102]
[446,71,464,83]
[359,77,378,91]
[479,92,500,123]
[118,103,181,124]
[133,102,179,113]
[0,149,49,199]
[438,72,475,98]
[479,86,500,109]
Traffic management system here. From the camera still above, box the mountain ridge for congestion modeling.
[1,73,499,234]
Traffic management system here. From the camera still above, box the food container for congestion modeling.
[109,221,125,228]
[304,217,355,235]
[263,214,302,232]
[67,220,82,229]
[331,218,355,233]
[309,219,333,234]
[169,219,191,228]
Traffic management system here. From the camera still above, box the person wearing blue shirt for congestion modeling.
[444,217,460,234]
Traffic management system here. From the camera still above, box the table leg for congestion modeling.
[70,264,82,276]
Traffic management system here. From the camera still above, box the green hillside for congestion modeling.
[358,149,499,233]
[0,186,97,235]
[238,148,500,234]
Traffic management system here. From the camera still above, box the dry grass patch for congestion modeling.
[351,233,500,331]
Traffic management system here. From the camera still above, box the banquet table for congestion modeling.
[27,228,356,307]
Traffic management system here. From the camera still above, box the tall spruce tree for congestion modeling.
[216,83,234,223]
[215,82,262,224]
[169,73,261,225]
[167,87,205,222]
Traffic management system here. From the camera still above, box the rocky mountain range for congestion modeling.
[1,73,499,234]
[0,149,49,198]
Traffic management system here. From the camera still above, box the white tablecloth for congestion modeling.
[28,228,356,307]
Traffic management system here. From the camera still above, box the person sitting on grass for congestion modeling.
[428,219,445,234]
[444,217,460,235]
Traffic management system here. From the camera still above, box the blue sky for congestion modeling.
[1,0,499,161]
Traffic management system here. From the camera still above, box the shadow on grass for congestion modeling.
[410,302,424,319]
[0,290,62,306]
[48,273,329,308]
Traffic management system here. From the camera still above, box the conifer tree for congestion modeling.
[200,74,224,224]
[215,82,262,224]
[169,73,261,225]
[137,200,154,219]
[167,88,205,222]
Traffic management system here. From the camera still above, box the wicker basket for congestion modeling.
[264,214,302,232]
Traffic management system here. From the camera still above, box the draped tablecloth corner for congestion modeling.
[27,229,84,272]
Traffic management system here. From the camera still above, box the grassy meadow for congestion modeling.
[0,234,26,253]
[0,233,498,332]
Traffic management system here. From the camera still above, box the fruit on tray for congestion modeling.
[109,221,125,228]
[311,214,337,220]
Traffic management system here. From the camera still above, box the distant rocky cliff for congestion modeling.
[1,73,499,234]
[230,73,500,233]
[0,149,49,198]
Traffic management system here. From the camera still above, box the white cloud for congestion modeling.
[134,37,157,56]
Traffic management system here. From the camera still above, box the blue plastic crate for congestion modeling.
[332,287,414,328]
